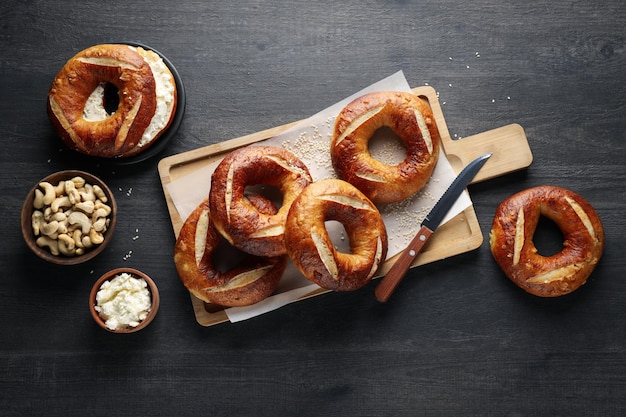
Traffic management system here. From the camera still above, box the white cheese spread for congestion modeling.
[130,45,176,147]
[83,83,109,122]
[94,272,152,330]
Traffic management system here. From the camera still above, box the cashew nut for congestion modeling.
[94,202,112,216]
[51,196,71,213]
[79,184,95,202]
[43,206,53,221]
[92,207,109,222]
[33,189,44,209]
[57,234,76,256]
[39,182,56,205]
[74,200,95,214]
[50,212,67,222]
[36,236,59,256]
[82,235,93,249]
[89,229,104,245]
[70,176,86,189]
[68,211,91,234]
[32,210,45,235]
[92,217,108,232]
[41,220,60,236]
[53,181,65,196]
[56,221,68,234]
[72,229,84,248]
[65,180,81,205]
[93,185,107,203]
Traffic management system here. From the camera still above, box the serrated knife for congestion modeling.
[375,152,492,302]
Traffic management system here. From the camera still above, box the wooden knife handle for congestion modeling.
[375,225,433,302]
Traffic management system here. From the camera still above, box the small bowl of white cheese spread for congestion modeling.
[90,268,160,333]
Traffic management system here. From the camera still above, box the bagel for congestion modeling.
[47,44,177,158]
[174,197,287,307]
[331,91,440,204]
[284,179,388,291]
[490,186,604,297]
[209,145,313,257]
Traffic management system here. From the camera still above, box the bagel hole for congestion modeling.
[83,83,119,121]
[325,220,351,253]
[103,83,120,114]
[533,216,565,256]
[368,126,407,165]
[245,185,283,210]
[212,237,259,274]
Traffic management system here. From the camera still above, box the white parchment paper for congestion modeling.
[166,71,472,322]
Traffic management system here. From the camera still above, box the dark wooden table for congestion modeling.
[2,1,625,415]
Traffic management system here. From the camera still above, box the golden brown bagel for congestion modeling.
[174,197,287,307]
[209,145,312,257]
[48,44,177,158]
[331,91,440,204]
[284,179,388,291]
[490,186,604,297]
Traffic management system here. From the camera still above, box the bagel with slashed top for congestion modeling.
[284,179,388,291]
[331,91,440,204]
[209,145,312,257]
[48,43,177,158]
[490,186,604,297]
[174,196,287,307]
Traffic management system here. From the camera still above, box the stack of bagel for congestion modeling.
[174,91,442,307]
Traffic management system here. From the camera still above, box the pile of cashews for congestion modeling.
[31,176,112,256]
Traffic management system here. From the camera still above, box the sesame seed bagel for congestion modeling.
[174,197,287,307]
[284,179,388,291]
[209,146,312,257]
[47,44,177,158]
[331,91,440,204]
[490,186,604,297]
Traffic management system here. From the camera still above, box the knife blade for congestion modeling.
[375,152,492,302]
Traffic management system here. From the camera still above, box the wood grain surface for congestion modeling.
[1,1,625,416]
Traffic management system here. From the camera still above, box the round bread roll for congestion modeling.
[331,91,440,204]
[209,145,312,257]
[47,44,177,158]
[284,179,388,291]
[490,186,604,297]
[174,197,287,307]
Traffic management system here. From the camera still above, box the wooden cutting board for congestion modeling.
[158,86,533,326]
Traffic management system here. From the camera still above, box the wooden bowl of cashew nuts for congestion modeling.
[21,170,117,265]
